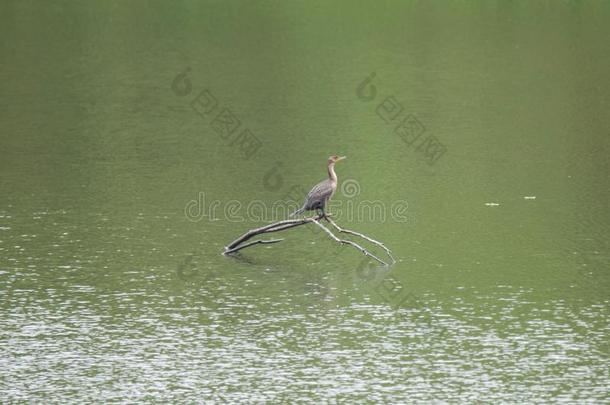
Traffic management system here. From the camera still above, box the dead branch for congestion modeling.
[222,214,394,266]
[223,238,284,255]
[311,219,388,265]
[324,216,396,264]
[223,214,324,253]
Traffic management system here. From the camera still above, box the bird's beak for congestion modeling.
[337,156,347,162]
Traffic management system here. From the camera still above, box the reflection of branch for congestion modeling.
[223,214,394,266]
[325,216,396,264]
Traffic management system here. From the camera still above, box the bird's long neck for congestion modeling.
[327,162,337,183]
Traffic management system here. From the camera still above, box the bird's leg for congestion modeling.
[322,198,332,219]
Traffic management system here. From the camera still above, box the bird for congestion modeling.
[289,155,346,217]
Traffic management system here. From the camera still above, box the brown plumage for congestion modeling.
[290,155,346,217]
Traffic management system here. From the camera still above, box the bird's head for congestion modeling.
[328,155,347,164]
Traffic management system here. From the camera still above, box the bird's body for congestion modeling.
[290,155,346,217]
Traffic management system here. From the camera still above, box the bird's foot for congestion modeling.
[321,212,332,220]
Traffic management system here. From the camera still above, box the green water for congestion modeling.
[1,1,609,402]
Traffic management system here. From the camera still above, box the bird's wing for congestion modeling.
[306,180,334,201]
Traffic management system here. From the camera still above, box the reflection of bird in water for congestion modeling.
[290,155,346,217]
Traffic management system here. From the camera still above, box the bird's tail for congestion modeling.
[289,206,305,218]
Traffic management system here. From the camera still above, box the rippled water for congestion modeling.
[1,1,609,402]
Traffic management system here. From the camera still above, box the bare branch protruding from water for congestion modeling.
[223,238,284,255]
[325,216,396,264]
[222,214,393,265]
[311,219,388,265]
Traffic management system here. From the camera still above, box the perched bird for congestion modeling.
[290,155,346,217]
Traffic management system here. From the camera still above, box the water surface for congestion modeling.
[1,1,609,402]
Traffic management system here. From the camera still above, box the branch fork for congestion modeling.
[223,214,395,265]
